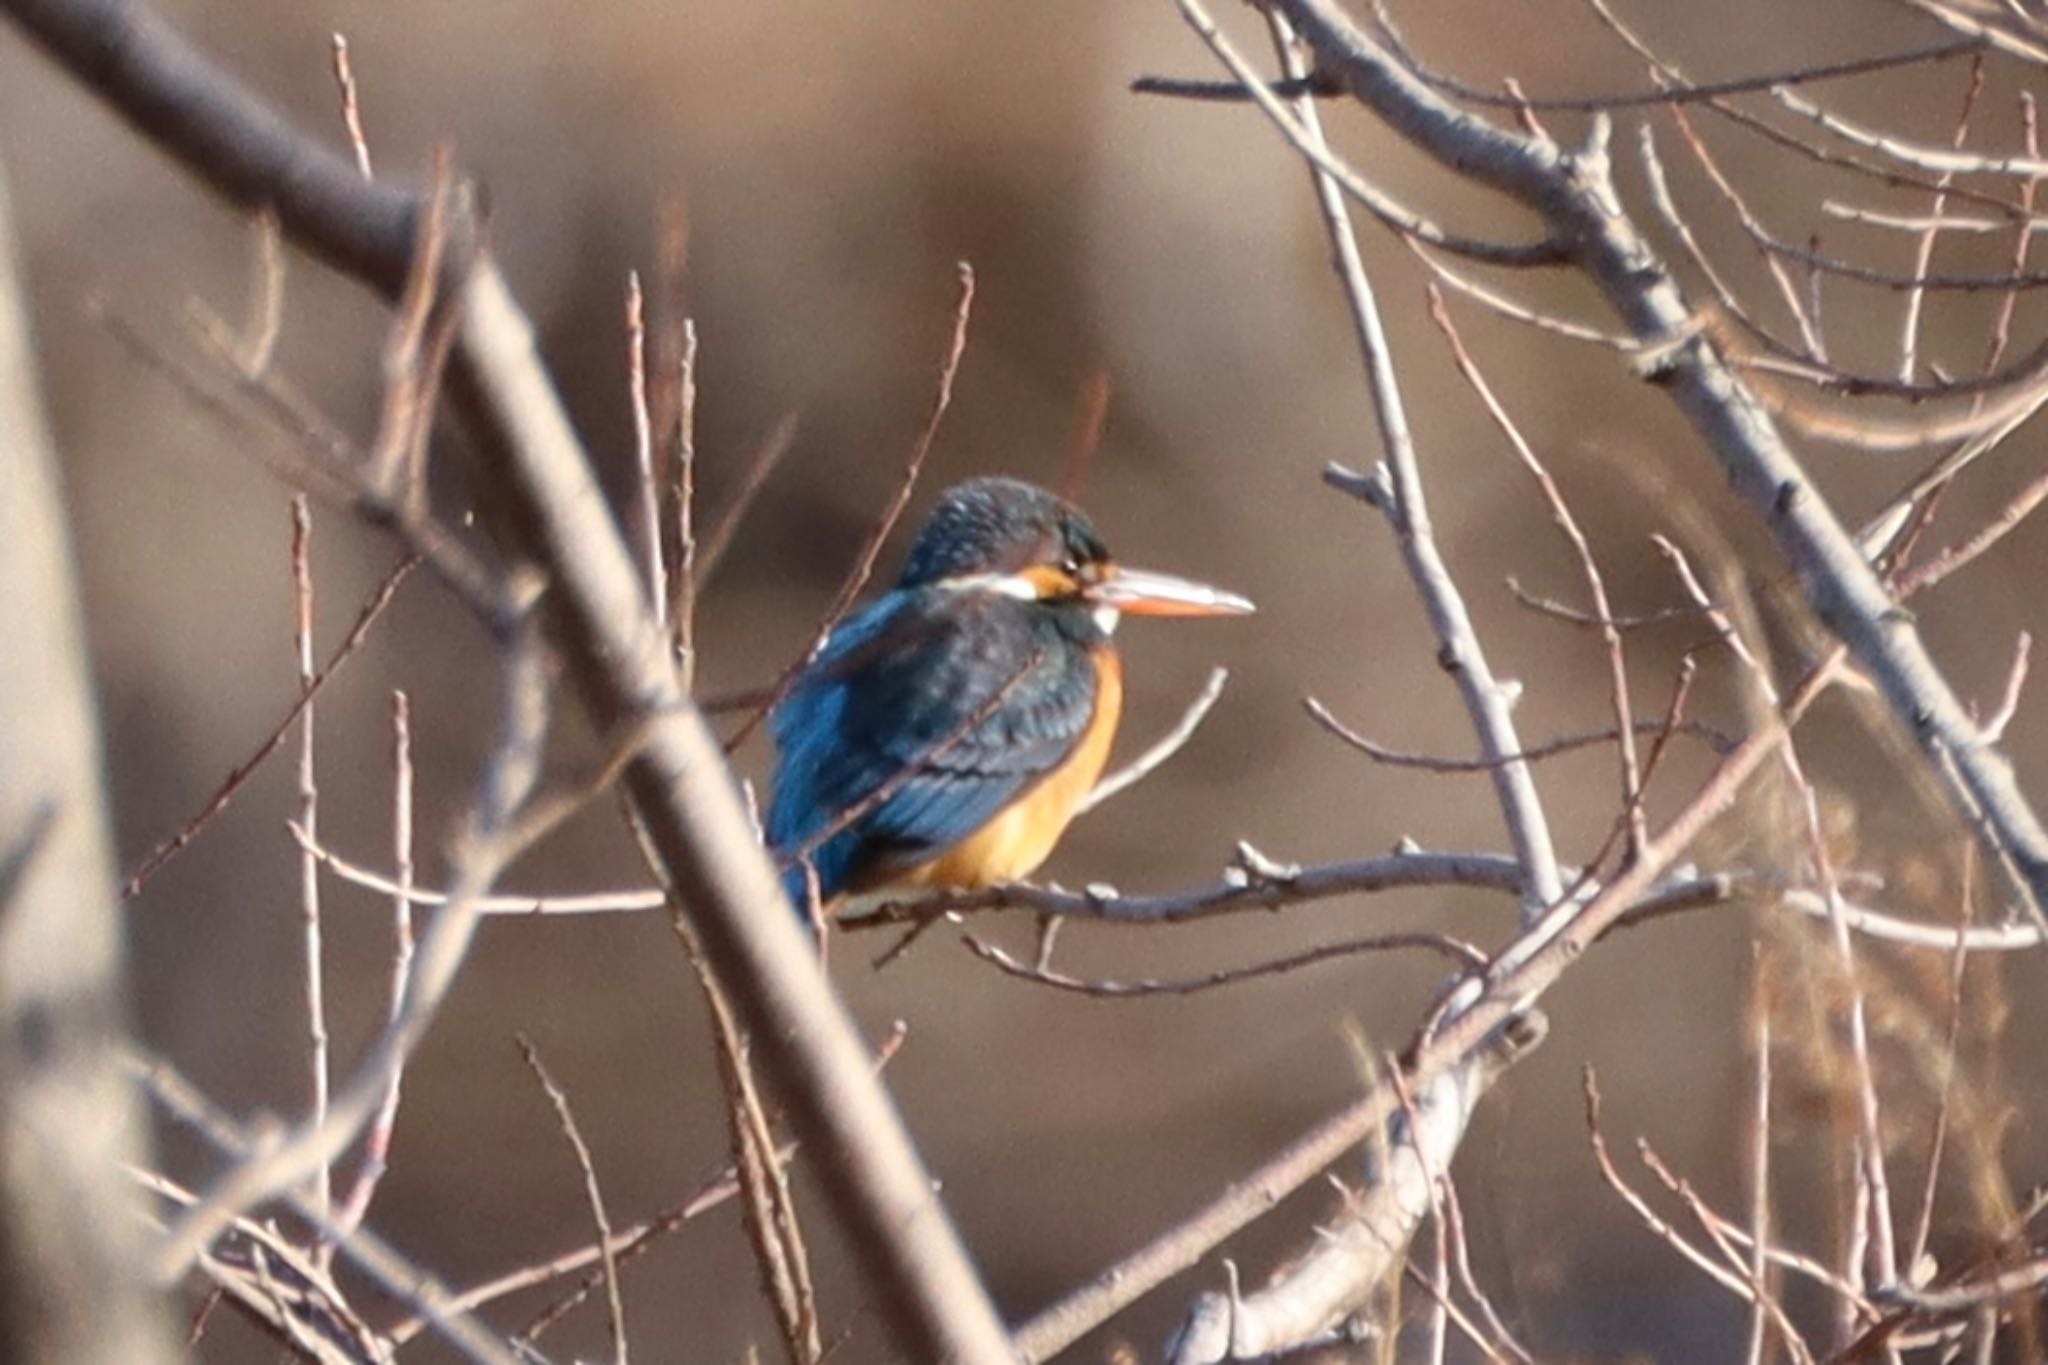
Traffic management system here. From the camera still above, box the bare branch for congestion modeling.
[515,1037,629,1365]
[669,316,699,684]
[1316,341,1569,886]
[1304,696,1734,769]
[290,498,333,1230]
[723,262,975,756]
[1372,9,1979,114]
[1583,1071,1817,1365]
[330,691,418,1248]
[963,927,1485,998]
[1168,0,1562,267]
[1080,665,1229,813]
[1422,283,1647,855]
[326,34,371,180]
[123,552,417,897]
[1772,80,2048,179]
[692,412,801,586]
[1167,1024,1543,1365]
[154,589,554,1281]
[135,1055,524,1365]
[626,271,662,619]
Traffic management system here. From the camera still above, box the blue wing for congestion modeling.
[766,588,1096,913]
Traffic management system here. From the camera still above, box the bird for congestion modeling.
[766,476,1253,920]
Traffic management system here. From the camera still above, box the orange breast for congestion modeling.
[893,648,1124,891]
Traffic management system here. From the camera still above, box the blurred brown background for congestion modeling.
[4,0,2047,1359]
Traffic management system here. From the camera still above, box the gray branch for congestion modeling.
[0,157,174,1363]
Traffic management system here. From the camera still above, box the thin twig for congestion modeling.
[464,1023,907,1348]
[1329,464,1565,916]
[1429,1158,1533,1363]
[1378,1062,1525,1365]
[101,291,506,620]
[692,413,801,586]
[154,589,552,1280]
[961,927,1484,997]
[290,497,332,1229]
[1663,93,1826,357]
[1771,81,2048,181]
[1422,284,1646,856]
[124,552,417,898]
[1898,59,1985,385]
[236,209,284,376]
[723,264,975,756]
[1423,1206,1449,1365]
[1372,17,1979,113]
[1584,1071,1818,1365]
[330,690,417,1250]
[1982,632,2032,745]
[1406,241,1644,350]
[133,1165,392,1365]
[1058,370,1113,502]
[1264,0,2048,915]
[364,149,465,509]
[1167,0,1562,267]
[1304,698,1733,769]
[1907,843,1976,1277]
[1636,127,1800,367]
[1080,666,1229,813]
[626,272,662,621]
[1983,94,2042,377]
[676,928,822,1365]
[1636,1139,1818,1365]
[1744,952,1774,1365]
[1896,465,2048,597]
[327,34,372,180]
[1279,104,1562,922]
[1894,0,2048,64]
[1576,0,2027,225]
[1656,535,1902,1298]
[670,317,699,687]
[1018,635,1837,1358]
[515,1036,629,1365]
[136,1055,525,1365]
[1506,577,1708,630]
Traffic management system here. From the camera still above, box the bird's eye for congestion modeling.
[1059,557,1084,579]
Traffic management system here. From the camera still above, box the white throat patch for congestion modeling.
[944,572,1119,634]
[945,572,1040,601]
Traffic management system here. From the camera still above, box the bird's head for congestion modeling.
[898,477,1254,634]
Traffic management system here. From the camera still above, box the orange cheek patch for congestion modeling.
[1017,563,1082,599]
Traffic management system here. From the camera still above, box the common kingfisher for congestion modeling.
[766,476,1253,918]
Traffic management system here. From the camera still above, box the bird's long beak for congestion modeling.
[1087,565,1255,617]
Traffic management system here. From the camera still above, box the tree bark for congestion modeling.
[0,158,173,1365]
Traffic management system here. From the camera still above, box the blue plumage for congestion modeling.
[766,584,1101,912]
